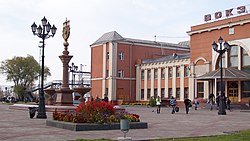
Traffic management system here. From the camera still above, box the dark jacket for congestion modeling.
[184,98,191,106]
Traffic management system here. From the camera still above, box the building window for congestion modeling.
[229,45,238,67]
[117,70,124,78]
[161,88,165,98]
[161,68,165,79]
[176,88,180,100]
[154,89,157,98]
[141,70,144,80]
[242,49,250,67]
[169,67,173,78]
[216,45,250,70]
[141,89,144,100]
[242,81,250,98]
[197,82,204,98]
[176,67,180,78]
[184,66,189,77]
[154,69,158,79]
[148,70,151,79]
[147,89,151,100]
[118,52,124,60]
[184,88,189,99]
[217,81,225,93]
[217,54,226,69]
[168,88,172,98]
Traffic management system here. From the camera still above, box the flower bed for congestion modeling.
[53,101,140,123]
[47,101,148,131]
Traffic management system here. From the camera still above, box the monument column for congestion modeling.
[55,19,73,106]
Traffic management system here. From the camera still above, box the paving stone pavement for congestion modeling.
[0,103,250,141]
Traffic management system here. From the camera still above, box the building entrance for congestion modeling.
[228,81,238,103]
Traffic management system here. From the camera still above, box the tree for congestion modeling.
[0,55,51,100]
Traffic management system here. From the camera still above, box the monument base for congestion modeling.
[55,88,74,106]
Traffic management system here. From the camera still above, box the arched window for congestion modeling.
[215,45,249,70]
[242,48,250,74]
[215,54,226,69]
[229,45,238,67]
[242,49,250,67]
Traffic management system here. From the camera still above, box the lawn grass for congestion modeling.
[151,130,250,141]
[72,130,250,141]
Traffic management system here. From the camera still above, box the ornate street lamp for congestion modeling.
[212,36,230,115]
[69,62,78,88]
[31,16,57,119]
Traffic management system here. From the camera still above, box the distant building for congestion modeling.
[90,31,189,102]
[136,53,191,101]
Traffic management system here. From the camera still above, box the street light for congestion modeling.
[212,36,230,115]
[69,62,78,88]
[31,16,57,119]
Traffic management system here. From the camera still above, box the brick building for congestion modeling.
[90,12,250,104]
[188,13,250,104]
[90,31,189,102]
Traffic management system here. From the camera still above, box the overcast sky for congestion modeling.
[0,0,249,86]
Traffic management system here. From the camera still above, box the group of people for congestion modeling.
[155,94,232,114]
[155,96,198,114]
[209,93,231,111]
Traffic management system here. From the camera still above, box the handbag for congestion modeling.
[188,103,192,107]
[175,107,179,112]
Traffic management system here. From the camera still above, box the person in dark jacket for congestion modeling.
[184,98,191,114]
[103,94,109,102]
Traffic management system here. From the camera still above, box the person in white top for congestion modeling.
[156,96,162,114]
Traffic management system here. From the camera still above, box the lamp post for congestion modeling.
[212,36,230,115]
[31,16,57,118]
[69,62,78,88]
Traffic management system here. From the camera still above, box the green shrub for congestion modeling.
[149,96,156,107]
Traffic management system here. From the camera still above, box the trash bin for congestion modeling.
[28,107,38,119]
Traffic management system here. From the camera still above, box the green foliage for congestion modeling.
[149,96,156,107]
[13,85,26,100]
[0,55,51,99]
[150,130,250,141]
[0,89,3,99]
[71,130,250,141]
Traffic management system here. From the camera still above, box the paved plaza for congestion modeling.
[0,103,250,141]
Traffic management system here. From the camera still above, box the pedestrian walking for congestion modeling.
[194,97,199,110]
[184,98,191,114]
[216,95,220,110]
[169,96,177,114]
[208,93,215,111]
[156,96,162,114]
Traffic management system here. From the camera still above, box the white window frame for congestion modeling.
[118,52,124,60]
[118,70,124,78]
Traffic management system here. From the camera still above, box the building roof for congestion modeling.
[196,68,250,80]
[91,31,190,49]
[91,31,125,45]
[142,53,190,64]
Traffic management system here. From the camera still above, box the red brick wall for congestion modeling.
[190,14,250,69]
[91,45,103,78]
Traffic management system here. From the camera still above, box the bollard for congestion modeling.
[120,119,129,138]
